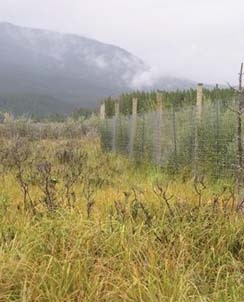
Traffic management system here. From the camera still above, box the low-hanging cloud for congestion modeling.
[0,0,243,84]
[130,67,163,89]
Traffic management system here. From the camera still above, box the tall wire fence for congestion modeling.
[100,99,240,180]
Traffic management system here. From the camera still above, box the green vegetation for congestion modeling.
[101,99,238,179]
[0,94,73,118]
[0,88,234,120]
[0,94,96,121]
[0,122,243,301]
[103,88,235,117]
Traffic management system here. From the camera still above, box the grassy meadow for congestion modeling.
[0,133,244,301]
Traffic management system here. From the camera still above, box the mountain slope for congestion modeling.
[0,94,72,117]
[0,23,195,116]
[0,23,147,107]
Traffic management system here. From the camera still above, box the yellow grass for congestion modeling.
[0,138,243,301]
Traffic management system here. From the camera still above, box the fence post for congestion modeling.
[194,83,203,177]
[112,101,119,153]
[196,83,203,120]
[141,113,146,160]
[115,101,120,118]
[129,98,138,158]
[215,89,220,178]
[100,102,106,120]
[156,92,163,164]
[172,100,177,169]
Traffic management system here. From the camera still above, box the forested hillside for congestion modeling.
[0,94,73,118]
[0,23,196,116]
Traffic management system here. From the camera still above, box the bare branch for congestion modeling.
[239,62,243,91]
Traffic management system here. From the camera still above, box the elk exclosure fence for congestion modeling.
[100,84,242,180]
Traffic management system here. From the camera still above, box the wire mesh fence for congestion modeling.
[100,99,240,180]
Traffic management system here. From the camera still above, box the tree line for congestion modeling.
[103,88,235,117]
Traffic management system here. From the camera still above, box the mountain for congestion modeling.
[0,22,194,116]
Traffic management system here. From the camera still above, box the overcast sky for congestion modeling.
[0,0,243,84]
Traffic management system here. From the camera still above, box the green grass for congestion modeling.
[0,138,243,301]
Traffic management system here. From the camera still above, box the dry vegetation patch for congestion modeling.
[0,135,243,301]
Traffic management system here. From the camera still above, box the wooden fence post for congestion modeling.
[129,98,138,158]
[196,83,203,120]
[112,101,119,153]
[194,83,203,177]
[100,102,105,120]
[115,101,120,117]
[156,92,163,164]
